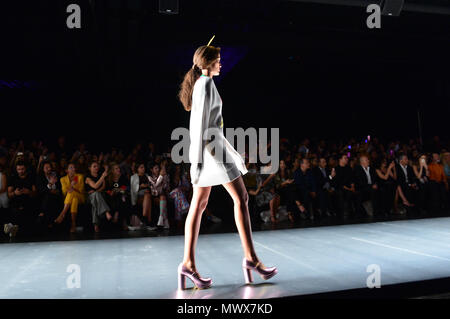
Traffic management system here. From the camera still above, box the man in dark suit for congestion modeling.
[293,158,317,220]
[354,155,379,217]
[330,154,357,218]
[312,157,335,217]
[396,154,419,211]
[36,161,64,231]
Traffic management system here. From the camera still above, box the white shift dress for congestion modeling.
[189,75,248,187]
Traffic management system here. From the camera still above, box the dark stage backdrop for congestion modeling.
[1,0,449,150]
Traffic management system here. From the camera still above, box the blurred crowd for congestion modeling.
[244,136,449,223]
[0,135,449,239]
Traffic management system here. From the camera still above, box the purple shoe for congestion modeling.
[242,258,278,284]
[177,263,212,290]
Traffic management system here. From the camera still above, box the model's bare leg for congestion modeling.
[182,185,211,272]
[222,176,259,264]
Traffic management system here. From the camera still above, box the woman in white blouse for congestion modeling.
[176,42,277,289]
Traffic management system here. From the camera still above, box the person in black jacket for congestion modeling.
[354,155,379,217]
[396,154,419,210]
[312,157,336,217]
[5,161,38,237]
[36,161,64,231]
[330,154,357,218]
[293,158,317,220]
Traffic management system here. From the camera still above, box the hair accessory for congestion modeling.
[207,35,215,46]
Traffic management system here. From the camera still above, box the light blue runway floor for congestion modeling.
[1,217,450,298]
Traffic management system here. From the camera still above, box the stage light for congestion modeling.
[159,0,179,15]
[381,0,404,16]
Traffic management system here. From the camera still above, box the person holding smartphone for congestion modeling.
[5,161,37,237]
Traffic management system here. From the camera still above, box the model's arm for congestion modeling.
[189,79,212,183]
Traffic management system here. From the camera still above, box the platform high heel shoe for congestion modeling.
[177,263,212,290]
[242,258,278,284]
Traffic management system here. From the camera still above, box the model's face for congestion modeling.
[206,55,221,76]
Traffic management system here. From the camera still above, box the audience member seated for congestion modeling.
[85,161,111,233]
[130,162,157,230]
[293,158,317,220]
[56,163,85,233]
[330,154,357,218]
[374,158,397,215]
[443,152,450,184]
[105,162,131,231]
[412,154,430,214]
[354,155,379,217]
[148,162,170,229]
[312,157,336,217]
[4,161,37,237]
[36,161,63,231]
[0,158,9,225]
[251,165,280,223]
[169,164,192,228]
[395,154,419,212]
[428,153,449,211]
[273,160,296,222]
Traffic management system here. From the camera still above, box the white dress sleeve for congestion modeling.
[189,78,212,183]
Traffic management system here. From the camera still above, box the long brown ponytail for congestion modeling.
[178,45,221,111]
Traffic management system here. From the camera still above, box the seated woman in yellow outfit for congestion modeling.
[55,162,85,233]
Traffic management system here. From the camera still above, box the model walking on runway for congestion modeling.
[177,36,278,290]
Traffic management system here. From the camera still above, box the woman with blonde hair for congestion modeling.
[176,38,277,290]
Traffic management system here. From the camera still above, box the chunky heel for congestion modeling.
[243,267,253,284]
[177,263,212,290]
[178,273,186,290]
[242,258,278,284]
